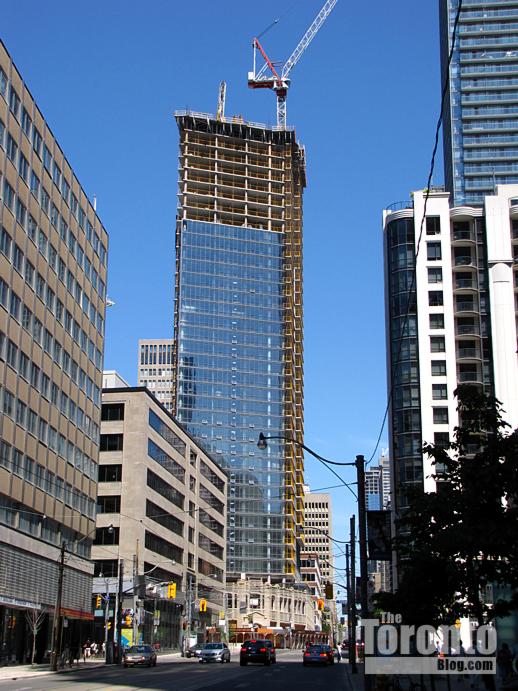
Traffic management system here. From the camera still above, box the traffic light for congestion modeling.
[167,582,177,599]
[125,615,132,627]
[325,582,334,600]
[317,598,325,611]
[95,595,102,609]
[107,621,112,630]
[199,598,207,613]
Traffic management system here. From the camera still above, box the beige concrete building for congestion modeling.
[0,40,108,663]
[93,382,227,650]
[302,489,334,586]
[226,575,323,645]
[138,339,174,413]
[300,549,323,600]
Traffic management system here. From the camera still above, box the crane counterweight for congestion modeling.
[248,0,337,127]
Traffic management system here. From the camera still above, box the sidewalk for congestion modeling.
[0,651,183,682]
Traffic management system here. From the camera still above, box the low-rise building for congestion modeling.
[92,379,227,650]
[225,576,323,647]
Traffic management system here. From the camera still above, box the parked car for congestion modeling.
[240,639,276,666]
[185,645,202,658]
[123,644,157,668]
[303,644,333,666]
[198,642,231,663]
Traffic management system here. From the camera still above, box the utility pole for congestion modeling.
[356,454,372,691]
[104,578,110,656]
[50,541,66,671]
[349,515,357,673]
[116,559,124,663]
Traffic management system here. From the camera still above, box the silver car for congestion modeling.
[198,642,231,663]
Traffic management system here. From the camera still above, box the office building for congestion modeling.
[383,185,518,521]
[93,380,227,649]
[137,338,174,412]
[0,40,108,663]
[302,489,334,587]
[172,111,305,579]
[440,0,518,206]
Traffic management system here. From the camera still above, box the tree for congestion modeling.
[25,607,47,665]
[376,385,518,627]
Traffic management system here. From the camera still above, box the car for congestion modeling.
[303,644,333,666]
[123,644,157,668]
[322,644,335,664]
[240,639,276,666]
[198,642,231,663]
[185,645,202,658]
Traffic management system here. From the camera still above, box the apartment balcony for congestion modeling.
[457,346,481,360]
[458,370,483,384]
[456,323,481,336]
[453,255,476,268]
[452,228,475,243]
[455,300,479,314]
[454,276,477,291]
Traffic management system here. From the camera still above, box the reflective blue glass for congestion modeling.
[176,220,286,575]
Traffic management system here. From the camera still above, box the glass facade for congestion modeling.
[176,219,286,575]
[441,0,518,205]
[386,217,423,509]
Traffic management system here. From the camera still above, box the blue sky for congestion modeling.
[3,0,442,572]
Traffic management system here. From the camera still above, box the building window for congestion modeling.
[101,403,125,421]
[429,313,445,329]
[98,464,122,482]
[427,242,442,261]
[433,408,449,424]
[432,384,448,400]
[431,360,447,376]
[430,336,446,353]
[97,495,121,513]
[100,434,123,452]
[94,526,119,545]
[426,217,441,235]
[433,432,449,449]
[429,291,444,306]
[427,267,442,284]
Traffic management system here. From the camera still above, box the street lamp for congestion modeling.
[257,433,370,686]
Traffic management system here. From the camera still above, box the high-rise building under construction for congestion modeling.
[172,111,305,579]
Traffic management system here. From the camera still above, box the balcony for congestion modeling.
[457,347,480,359]
[458,370,482,383]
[454,255,474,267]
[456,301,478,313]
[456,323,480,336]
[452,229,475,242]
[455,277,476,289]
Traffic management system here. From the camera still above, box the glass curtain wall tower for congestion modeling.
[440,0,518,206]
[172,112,305,579]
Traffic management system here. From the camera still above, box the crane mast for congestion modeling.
[248,0,337,127]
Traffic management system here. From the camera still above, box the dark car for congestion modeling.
[303,644,333,666]
[123,644,157,668]
[322,644,335,664]
[198,642,231,663]
[240,639,276,666]
[185,645,202,658]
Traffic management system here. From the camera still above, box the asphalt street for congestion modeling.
[0,650,349,691]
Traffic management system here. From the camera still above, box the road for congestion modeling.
[0,650,349,691]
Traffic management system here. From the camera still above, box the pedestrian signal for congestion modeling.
[199,598,207,613]
[167,582,177,599]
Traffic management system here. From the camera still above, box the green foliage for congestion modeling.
[375,385,518,626]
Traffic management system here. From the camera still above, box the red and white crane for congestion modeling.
[248,0,337,128]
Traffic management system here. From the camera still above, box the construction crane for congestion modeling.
[248,0,337,128]
[216,81,226,121]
